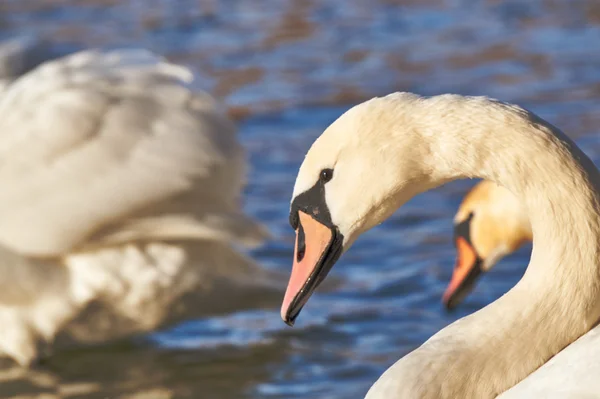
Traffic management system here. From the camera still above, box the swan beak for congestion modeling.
[281,211,342,326]
[443,216,483,310]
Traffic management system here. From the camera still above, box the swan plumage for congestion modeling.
[0,45,269,366]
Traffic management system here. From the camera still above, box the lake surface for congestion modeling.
[1,0,600,397]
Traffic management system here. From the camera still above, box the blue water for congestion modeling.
[1,0,600,398]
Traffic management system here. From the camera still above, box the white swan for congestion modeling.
[443,180,531,309]
[0,47,270,366]
[281,92,600,398]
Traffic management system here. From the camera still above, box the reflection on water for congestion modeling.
[1,0,600,398]
[0,339,288,399]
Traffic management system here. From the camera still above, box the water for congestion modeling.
[1,0,600,397]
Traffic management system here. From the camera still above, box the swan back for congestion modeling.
[0,49,267,257]
[0,47,270,365]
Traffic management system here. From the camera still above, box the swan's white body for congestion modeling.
[498,325,600,398]
[283,92,600,398]
[0,47,269,366]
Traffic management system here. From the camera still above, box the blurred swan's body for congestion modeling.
[0,46,269,366]
[442,180,531,309]
[281,92,600,397]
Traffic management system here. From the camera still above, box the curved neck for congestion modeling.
[372,95,600,398]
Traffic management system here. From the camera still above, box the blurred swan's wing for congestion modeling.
[0,49,268,257]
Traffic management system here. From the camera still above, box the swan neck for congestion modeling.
[376,95,600,397]
[416,97,600,297]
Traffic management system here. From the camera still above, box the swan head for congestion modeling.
[443,180,532,310]
[281,93,437,325]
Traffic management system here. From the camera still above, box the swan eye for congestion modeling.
[320,168,334,183]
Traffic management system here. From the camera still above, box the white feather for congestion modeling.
[0,46,272,366]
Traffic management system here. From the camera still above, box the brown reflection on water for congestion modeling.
[261,1,315,50]
[0,339,288,399]
[213,67,265,98]
[3,0,599,133]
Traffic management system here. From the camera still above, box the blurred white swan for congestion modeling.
[0,42,271,366]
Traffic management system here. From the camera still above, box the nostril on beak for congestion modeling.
[296,223,306,262]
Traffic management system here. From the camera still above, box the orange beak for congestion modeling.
[281,211,342,325]
[442,234,483,310]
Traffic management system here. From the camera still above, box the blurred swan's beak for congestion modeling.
[443,215,483,310]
